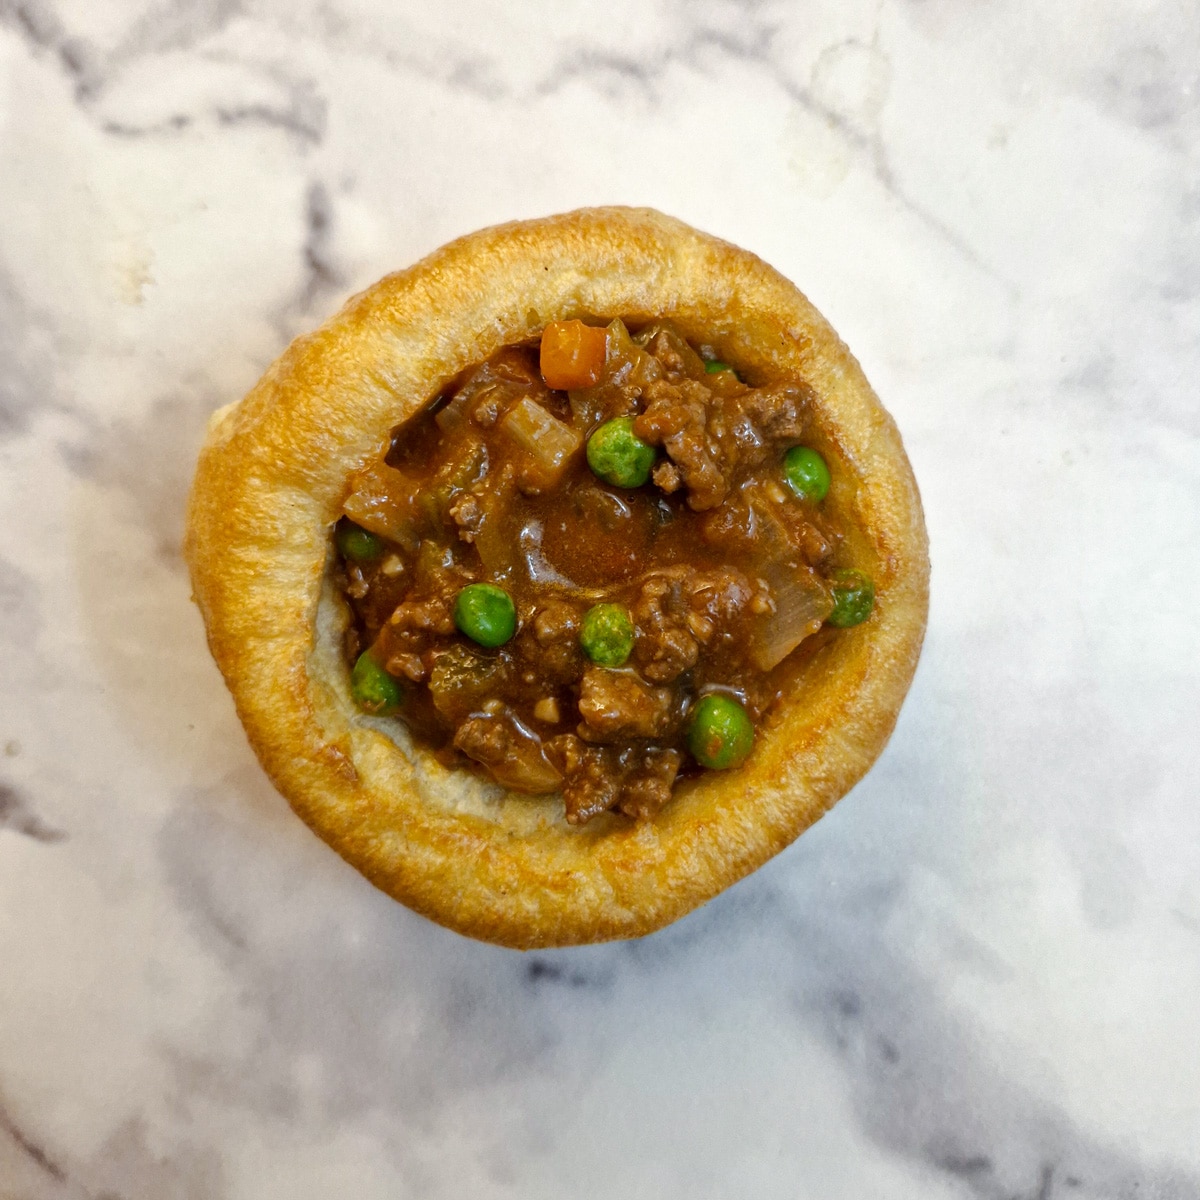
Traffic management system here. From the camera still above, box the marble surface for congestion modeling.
[2,0,1199,1195]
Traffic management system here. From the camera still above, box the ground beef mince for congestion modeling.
[334,317,875,824]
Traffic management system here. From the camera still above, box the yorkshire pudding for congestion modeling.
[185,207,929,948]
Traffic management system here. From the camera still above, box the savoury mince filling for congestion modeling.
[334,318,874,824]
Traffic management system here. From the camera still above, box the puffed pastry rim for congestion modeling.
[185,206,930,949]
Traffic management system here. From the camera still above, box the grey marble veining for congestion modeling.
[2,0,1199,1196]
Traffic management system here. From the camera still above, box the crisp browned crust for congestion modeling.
[185,207,929,948]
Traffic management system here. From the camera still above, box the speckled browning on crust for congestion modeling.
[185,206,930,948]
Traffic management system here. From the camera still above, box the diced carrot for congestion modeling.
[539,320,607,390]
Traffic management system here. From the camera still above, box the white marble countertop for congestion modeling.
[2,1,1199,1196]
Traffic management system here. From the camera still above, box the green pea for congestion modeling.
[687,694,755,770]
[351,650,403,715]
[704,360,736,377]
[335,519,384,562]
[828,569,875,628]
[783,446,831,503]
[454,582,517,647]
[580,603,635,667]
[586,417,656,488]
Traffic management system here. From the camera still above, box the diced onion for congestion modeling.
[342,461,423,548]
[453,710,563,794]
[749,563,833,670]
[740,486,836,668]
[500,397,582,485]
[428,645,506,722]
[470,470,520,576]
[434,388,475,433]
[605,319,662,390]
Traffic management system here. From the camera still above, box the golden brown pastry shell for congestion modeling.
[185,206,929,949]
